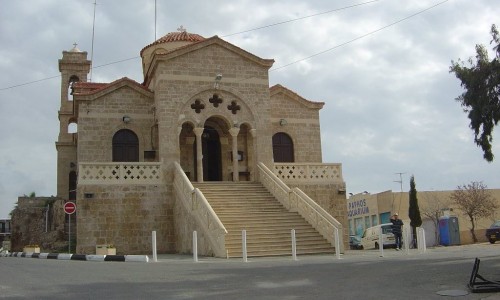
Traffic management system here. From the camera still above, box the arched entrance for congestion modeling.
[200,126,222,181]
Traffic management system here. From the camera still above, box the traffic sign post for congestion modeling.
[64,202,76,253]
[64,202,76,214]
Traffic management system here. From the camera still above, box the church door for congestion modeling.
[272,132,294,162]
[194,126,222,181]
[112,129,139,162]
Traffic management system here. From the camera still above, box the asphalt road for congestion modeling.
[1,243,500,299]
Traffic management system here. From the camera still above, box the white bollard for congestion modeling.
[242,230,248,262]
[152,231,157,262]
[421,228,427,253]
[334,227,341,260]
[417,227,426,253]
[379,226,384,257]
[291,229,297,261]
[193,231,198,262]
[404,226,410,254]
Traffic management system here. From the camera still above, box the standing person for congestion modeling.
[390,213,404,250]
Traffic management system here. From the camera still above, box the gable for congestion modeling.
[270,84,324,110]
[144,36,274,86]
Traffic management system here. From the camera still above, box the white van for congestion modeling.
[361,223,396,249]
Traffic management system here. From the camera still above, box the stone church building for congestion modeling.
[56,29,347,257]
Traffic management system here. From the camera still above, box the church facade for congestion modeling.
[56,29,347,256]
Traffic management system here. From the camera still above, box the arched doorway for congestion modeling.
[112,129,139,162]
[272,132,294,162]
[194,126,222,181]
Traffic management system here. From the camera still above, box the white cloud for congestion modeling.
[0,0,500,218]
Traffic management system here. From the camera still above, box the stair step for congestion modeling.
[194,182,335,257]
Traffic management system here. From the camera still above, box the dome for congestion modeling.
[140,28,205,57]
[140,27,206,80]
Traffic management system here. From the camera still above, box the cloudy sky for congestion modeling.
[1,0,499,218]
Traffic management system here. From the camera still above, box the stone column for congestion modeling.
[229,127,240,182]
[193,127,204,182]
[249,129,257,181]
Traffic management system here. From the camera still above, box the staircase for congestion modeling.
[194,182,334,257]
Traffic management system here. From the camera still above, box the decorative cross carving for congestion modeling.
[209,94,223,107]
[227,101,241,115]
[177,25,187,32]
[190,100,205,114]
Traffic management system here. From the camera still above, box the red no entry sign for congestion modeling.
[64,202,77,214]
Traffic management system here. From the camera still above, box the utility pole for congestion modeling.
[393,172,405,213]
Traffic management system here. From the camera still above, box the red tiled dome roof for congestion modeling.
[140,30,205,56]
[157,31,205,43]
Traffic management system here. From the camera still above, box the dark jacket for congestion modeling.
[390,218,403,234]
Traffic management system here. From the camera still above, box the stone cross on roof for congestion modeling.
[177,25,187,32]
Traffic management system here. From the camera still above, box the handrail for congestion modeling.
[258,162,344,252]
[173,162,227,257]
[291,188,343,229]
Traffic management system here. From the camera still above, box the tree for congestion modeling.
[420,193,452,245]
[450,24,500,162]
[450,181,498,243]
[408,175,422,247]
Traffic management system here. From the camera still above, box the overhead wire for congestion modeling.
[0,0,380,91]
[221,0,380,38]
[270,0,449,72]
[0,0,447,91]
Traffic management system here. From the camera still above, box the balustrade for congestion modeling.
[273,163,343,184]
[79,162,162,185]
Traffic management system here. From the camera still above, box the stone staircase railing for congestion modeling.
[258,162,344,252]
[173,162,227,257]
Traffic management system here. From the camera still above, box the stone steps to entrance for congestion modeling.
[194,182,334,258]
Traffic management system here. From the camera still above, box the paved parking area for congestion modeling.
[1,243,500,299]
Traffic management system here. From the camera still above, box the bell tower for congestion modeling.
[56,44,91,199]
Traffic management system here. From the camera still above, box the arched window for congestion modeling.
[112,129,139,162]
[67,75,79,101]
[68,122,77,133]
[272,132,294,162]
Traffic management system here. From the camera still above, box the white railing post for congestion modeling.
[152,231,157,262]
[334,227,341,259]
[193,231,198,262]
[242,230,248,263]
[379,226,384,257]
[291,229,297,261]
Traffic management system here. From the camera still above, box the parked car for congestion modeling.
[361,223,396,249]
[486,220,500,244]
[349,235,363,250]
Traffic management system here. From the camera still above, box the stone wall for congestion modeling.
[10,197,67,252]
[290,183,349,248]
[77,85,154,163]
[152,42,275,172]
[76,184,173,255]
[270,86,323,163]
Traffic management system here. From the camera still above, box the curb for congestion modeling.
[0,252,149,263]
